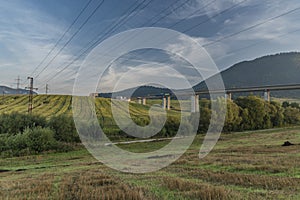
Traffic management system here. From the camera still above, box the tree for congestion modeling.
[224,100,242,132]
[283,107,300,125]
[269,101,284,127]
[290,102,300,109]
[282,101,290,108]
[48,115,80,143]
[235,96,267,130]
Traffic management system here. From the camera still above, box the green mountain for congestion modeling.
[100,52,300,99]
[0,85,33,95]
[99,85,172,98]
[194,52,300,98]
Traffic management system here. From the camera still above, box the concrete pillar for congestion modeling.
[138,98,142,104]
[142,98,146,105]
[226,92,232,101]
[191,95,199,113]
[167,96,171,110]
[195,94,199,112]
[264,90,270,102]
[162,97,166,110]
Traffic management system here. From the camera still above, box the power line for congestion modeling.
[40,0,153,85]
[25,77,38,114]
[29,0,94,79]
[15,76,21,94]
[182,0,247,34]
[216,27,300,62]
[46,84,49,95]
[35,0,105,80]
[41,0,195,84]
[112,0,244,66]
[102,0,193,56]
[38,0,248,88]
[202,5,300,47]
[117,0,300,68]
[168,0,218,29]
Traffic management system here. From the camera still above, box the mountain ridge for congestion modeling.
[100,52,300,98]
[0,85,33,95]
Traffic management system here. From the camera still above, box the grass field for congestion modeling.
[0,95,181,120]
[1,126,300,199]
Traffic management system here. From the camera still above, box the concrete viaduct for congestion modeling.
[135,84,300,112]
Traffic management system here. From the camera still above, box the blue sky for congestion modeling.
[1,0,300,94]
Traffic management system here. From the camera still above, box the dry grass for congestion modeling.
[0,170,146,200]
[58,170,146,200]
[0,174,55,200]
[162,176,232,200]
[1,127,300,199]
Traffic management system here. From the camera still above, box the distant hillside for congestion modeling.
[195,52,300,98]
[0,86,34,95]
[99,85,173,98]
[100,52,300,99]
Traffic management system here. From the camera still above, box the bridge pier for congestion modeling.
[264,90,270,102]
[191,94,199,112]
[162,97,166,110]
[142,98,146,105]
[226,92,232,101]
[138,97,142,104]
[162,95,171,110]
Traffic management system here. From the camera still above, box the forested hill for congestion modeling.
[195,52,300,89]
[0,85,33,95]
[99,85,172,98]
[100,52,300,98]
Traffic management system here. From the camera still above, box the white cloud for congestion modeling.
[0,1,78,92]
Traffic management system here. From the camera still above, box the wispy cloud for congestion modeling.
[0,1,77,91]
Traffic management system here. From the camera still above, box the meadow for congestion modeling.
[1,126,300,199]
[1,94,300,199]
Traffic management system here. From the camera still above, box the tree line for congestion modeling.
[0,96,300,157]
[198,96,300,133]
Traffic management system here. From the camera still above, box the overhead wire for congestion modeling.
[42,0,197,85]
[202,5,300,47]
[40,0,154,86]
[34,0,105,80]
[216,27,300,61]
[38,0,300,94]
[21,0,94,87]
[30,0,93,78]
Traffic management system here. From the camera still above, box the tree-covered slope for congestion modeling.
[194,52,300,97]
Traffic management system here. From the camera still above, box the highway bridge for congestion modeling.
[129,83,300,112]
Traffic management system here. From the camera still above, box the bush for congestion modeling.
[48,115,80,143]
[235,96,267,130]
[0,112,46,135]
[163,117,180,137]
[283,107,300,125]
[0,134,9,152]
[24,127,57,153]
[223,100,242,132]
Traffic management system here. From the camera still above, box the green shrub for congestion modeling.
[0,112,46,135]
[0,134,9,152]
[48,115,80,143]
[24,127,57,153]
[283,107,300,125]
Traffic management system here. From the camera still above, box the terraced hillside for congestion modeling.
[0,95,181,120]
[0,95,73,117]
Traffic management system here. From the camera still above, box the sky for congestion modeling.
[1,0,300,94]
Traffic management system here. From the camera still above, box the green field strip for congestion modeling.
[4,95,36,113]
[55,95,72,116]
[0,95,28,112]
[45,95,68,117]
[29,95,60,117]
[35,95,66,118]
[0,95,17,107]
